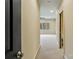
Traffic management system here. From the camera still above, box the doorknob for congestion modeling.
[16,51,23,58]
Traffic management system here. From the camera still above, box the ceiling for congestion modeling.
[40,0,62,19]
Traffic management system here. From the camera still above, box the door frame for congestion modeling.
[59,11,64,49]
[58,10,65,58]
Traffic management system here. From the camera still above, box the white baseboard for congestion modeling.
[64,54,73,59]
[64,55,68,59]
[35,46,41,59]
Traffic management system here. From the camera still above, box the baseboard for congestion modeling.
[64,54,73,59]
[35,46,41,59]
[64,55,68,59]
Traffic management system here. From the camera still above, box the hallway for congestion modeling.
[36,34,64,59]
[5,0,73,59]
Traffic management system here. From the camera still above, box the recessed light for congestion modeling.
[50,10,54,13]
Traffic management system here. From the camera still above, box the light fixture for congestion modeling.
[50,10,54,13]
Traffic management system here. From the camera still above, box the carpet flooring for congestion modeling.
[35,34,64,59]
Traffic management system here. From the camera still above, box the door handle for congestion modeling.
[16,51,23,58]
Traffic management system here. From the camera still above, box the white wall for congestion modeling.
[57,0,73,59]
[21,0,40,59]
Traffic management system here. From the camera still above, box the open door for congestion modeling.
[5,0,23,59]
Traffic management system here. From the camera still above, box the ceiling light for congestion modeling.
[50,10,54,13]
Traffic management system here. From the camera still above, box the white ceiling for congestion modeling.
[40,0,62,19]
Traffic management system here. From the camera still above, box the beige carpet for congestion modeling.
[35,34,64,59]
